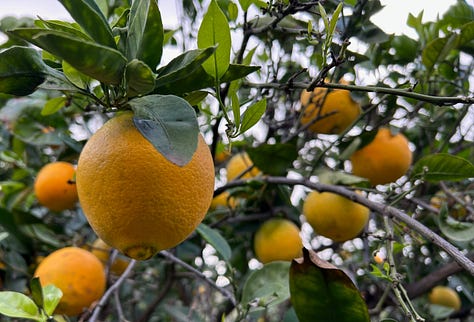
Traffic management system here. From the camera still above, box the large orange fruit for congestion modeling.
[350,128,412,185]
[76,112,215,260]
[34,247,106,316]
[300,82,360,134]
[253,218,303,264]
[303,191,370,242]
[34,161,78,211]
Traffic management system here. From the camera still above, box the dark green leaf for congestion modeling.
[241,261,291,311]
[441,0,474,28]
[411,153,474,182]
[290,248,370,322]
[197,0,231,78]
[0,208,33,252]
[57,0,116,48]
[127,0,164,70]
[240,98,266,133]
[10,28,127,84]
[19,224,63,248]
[35,19,91,40]
[129,95,199,166]
[42,96,67,116]
[184,91,209,106]
[125,59,155,97]
[62,60,90,89]
[42,285,62,316]
[247,142,298,176]
[422,34,459,73]
[155,47,216,89]
[0,292,41,321]
[29,278,43,309]
[0,46,46,96]
[459,21,474,48]
[196,223,232,261]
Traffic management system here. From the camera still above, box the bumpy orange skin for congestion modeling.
[300,86,361,134]
[428,286,462,311]
[34,162,78,211]
[254,218,303,264]
[34,247,106,316]
[350,128,412,186]
[303,191,370,242]
[226,152,261,181]
[76,112,215,260]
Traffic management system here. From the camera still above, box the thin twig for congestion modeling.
[89,259,137,322]
[159,250,237,306]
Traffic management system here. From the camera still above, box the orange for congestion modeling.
[34,161,78,211]
[253,218,303,264]
[226,152,261,181]
[76,112,214,260]
[34,247,106,316]
[90,238,130,276]
[428,286,461,311]
[299,82,360,134]
[350,128,412,185]
[303,191,370,242]
[209,191,237,211]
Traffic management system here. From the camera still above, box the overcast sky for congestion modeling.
[0,0,469,37]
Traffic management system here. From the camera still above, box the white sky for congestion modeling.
[0,0,468,36]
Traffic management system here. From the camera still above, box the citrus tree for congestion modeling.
[0,0,473,321]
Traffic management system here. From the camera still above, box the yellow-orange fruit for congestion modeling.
[300,83,361,134]
[428,286,462,311]
[350,128,412,185]
[34,247,106,316]
[303,191,370,242]
[34,161,78,211]
[209,191,237,211]
[90,238,130,276]
[76,112,215,260]
[254,218,303,264]
[226,152,261,181]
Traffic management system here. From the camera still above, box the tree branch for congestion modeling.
[216,176,474,275]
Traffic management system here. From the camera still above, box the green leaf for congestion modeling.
[0,46,46,96]
[437,206,474,242]
[241,261,291,311]
[184,91,209,106]
[57,0,116,48]
[42,96,67,116]
[411,153,474,182]
[459,21,474,48]
[62,60,90,89]
[240,98,266,134]
[197,0,231,79]
[247,142,298,176]
[422,34,459,73]
[196,223,232,261]
[155,47,216,89]
[35,19,91,41]
[290,248,370,322]
[125,59,155,97]
[127,0,164,69]
[0,291,41,321]
[29,278,43,309]
[231,92,241,130]
[42,285,62,316]
[129,95,199,166]
[10,28,127,85]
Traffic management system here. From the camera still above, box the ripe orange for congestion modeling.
[428,286,461,311]
[226,152,261,181]
[90,238,130,276]
[76,112,215,260]
[209,191,237,211]
[34,247,106,316]
[253,218,303,264]
[34,161,78,211]
[350,128,412,186]
[303,191,370,242]
[299,82,360,134]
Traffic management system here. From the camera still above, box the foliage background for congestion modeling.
[0,0,473,321]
